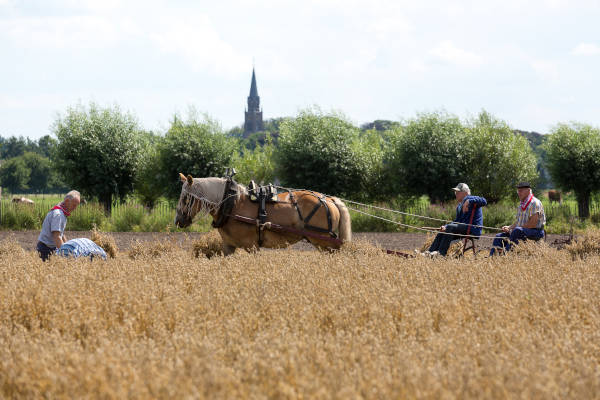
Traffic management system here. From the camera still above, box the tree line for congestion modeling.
[1,102,599,218]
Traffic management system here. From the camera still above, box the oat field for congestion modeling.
[1,237,599,399]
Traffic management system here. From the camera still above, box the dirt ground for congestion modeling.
[0,230,569,254]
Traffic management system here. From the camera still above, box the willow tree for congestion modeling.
[545,123,600,219]
[465,111,538,202]
[52,103,145,211]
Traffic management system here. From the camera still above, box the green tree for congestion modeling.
[384,111,467,202]
[465,111,538,202]
[231,134,276,184]
[52,103,145,211]
[22,152,60,193]
[157,111,236,200]
[0,156,31,192]
[36,135,58,158]
[545,122,600,219]
[275,108,371,198]
[134,131,164,208]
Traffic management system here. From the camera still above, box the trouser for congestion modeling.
[490,227,545,255]
[37,241,56,262]
[428,223,469,256]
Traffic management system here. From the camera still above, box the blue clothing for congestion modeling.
[428,223,469,256]
[490,227,545,255]
[57,238,107,260]
[451,195,487,236]
[37,209,67,248]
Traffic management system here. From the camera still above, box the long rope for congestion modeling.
[348,206,505,241]
[271,184,504,232]
[185,180,507,241]
[342,199,504,231]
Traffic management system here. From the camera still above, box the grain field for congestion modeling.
[0,237,599,399]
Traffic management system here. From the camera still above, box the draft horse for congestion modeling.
[174,173,352,255]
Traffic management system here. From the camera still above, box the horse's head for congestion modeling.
[174,173,227,228]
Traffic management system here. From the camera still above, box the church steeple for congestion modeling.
[244,67,263,135]
[249,68,259,99]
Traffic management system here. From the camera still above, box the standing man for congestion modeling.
[36,190,81,261]
[425,183,487,257]
[490,182,546,255]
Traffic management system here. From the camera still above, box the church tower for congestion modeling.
[244,68,264,135]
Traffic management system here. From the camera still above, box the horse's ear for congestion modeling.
[179,173,187,183]
[187,174,194,186]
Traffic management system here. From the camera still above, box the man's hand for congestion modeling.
[440,225,446,232]
[502,225,511,233]
[462,199,470,213]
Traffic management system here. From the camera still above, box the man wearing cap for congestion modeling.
[490,182,546,255]
[36,190,81,261]
[425,183,487,257]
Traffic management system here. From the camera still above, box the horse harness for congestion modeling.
[211,175,238,229]
[213,177,338,246]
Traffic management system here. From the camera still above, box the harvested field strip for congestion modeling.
[1,240,599,399]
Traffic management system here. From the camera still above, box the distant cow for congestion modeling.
[547,190,562,204]
[12,196,35,204]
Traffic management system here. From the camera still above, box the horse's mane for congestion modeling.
[179,177,247,219]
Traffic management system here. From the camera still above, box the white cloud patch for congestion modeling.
[429,40,484,68]
[0,15,125,49]
[530,59,559,82]
[148,15,247,77]
[572,42,600,56]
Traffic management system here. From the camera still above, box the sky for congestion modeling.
[1,0,599,140]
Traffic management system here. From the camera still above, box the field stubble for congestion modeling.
[0,237,599,399]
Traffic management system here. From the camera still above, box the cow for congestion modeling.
[547,190,562,204]
[12,196,35,204]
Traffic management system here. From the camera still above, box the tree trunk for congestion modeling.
[101,194,112,214]
[576,191,590,219]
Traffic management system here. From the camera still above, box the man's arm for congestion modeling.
[52,231,65,249]
[522,213,539,229]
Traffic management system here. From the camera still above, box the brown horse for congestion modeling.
[548,190,562,204]
[174,173,351,255]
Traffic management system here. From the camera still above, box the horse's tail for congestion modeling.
[332,197,352,243]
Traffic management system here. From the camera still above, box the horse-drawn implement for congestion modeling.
[174,170,556,258]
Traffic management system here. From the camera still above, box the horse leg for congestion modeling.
[222,243,236,256]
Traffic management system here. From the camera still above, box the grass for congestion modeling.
[0,198,212,232]
[2,193,600,234]
[1,234,599,398]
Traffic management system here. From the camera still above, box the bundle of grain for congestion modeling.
[566,228,600,259]
[192,230,223,258]
[340,239,382,256]
[90,228,118,258]
[128,239,179,260]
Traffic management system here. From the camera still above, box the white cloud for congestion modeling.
[572,42,600,56]
[531,60,559,82]
[0,15,125,49]
[429,40,484,68]
[148,15,247,77]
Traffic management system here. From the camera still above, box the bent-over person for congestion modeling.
[425,183,487,257]
[490,182,546,256]
[37,190,81,261]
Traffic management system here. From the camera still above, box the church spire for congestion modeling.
[244,67,264,135]
[249,68,259,98]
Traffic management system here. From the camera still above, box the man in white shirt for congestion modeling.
[37,190,81,261]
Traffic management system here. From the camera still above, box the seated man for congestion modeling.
[490,182,546,255]
[426,183,487,256]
